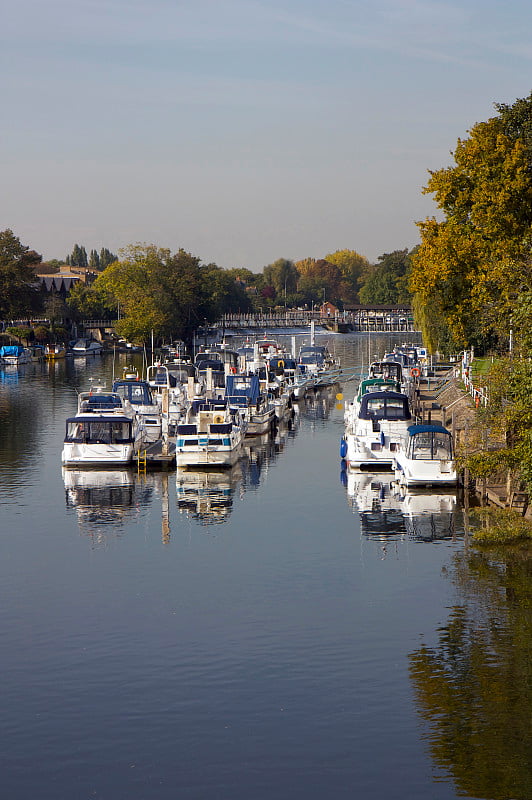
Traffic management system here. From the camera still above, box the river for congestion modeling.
[1,332,530,800]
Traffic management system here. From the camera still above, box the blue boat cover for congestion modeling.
[225,374,260,403]
[406,424,450,436]
[0,345,25,356]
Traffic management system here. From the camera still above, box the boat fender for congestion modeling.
[410,367,421,378]
[340,469,347,487]
[380,431,385,446]
[340,438,348,459]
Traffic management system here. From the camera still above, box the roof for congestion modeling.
[407,424,450,436]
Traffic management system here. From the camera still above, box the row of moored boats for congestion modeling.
[341,345,457,488]
[0,339,103,365]
[61,337,340,469]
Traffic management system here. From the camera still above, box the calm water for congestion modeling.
[1,334,530,800]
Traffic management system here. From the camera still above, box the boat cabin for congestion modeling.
[356,377,402,401]
[358,391,411,422]
[404,425,453,461]
[64,416,134,445]
[369,361,403,383]
[112,379,155,406]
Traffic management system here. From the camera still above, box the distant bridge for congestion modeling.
[217,307,416,333]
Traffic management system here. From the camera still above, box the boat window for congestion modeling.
[65,420,133,443]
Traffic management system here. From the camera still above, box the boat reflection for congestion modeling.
[176,463,243,525]
[63,468,155,540]
[344,470,457,543]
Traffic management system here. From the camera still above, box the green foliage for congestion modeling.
[99,248,117,270]
[69,244,88,267]
[6,326,31,344]
[93,244,250,344]
[0,229,42,318]
[359,248,414,305]
[294,258,342,305]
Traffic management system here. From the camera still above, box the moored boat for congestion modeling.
[342,389,412,470]
[61,386,144,466]
[44,343,67,360]
[393,424,457,487]
[71,338,104,355]
[0,345,32,365]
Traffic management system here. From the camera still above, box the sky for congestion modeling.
[2,0,531,270]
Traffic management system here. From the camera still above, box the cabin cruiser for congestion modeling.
[175,399,246,467]
[0,345,32,365]
[298,344,339,386]
[112,378,163,443]
[71,338,104,355]
[61,386,144,466]
[393,424,457,487]
[342,389,412,470]
[44,343,67,360]
[225,374,275,435]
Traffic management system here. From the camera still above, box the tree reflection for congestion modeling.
[409,544,532,799]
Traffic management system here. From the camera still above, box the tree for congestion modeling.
[295,258,343,306]
[99,248,117,270]
[88,249,100,270]
[410,93,532,351]
[69,244,88,267]
[324,249,370,305]
[0,229,42,319]
[262,258,299,302]
[93,243,245,345]
[359,249,414,305]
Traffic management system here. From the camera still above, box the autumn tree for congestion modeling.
[324,249,370,305]
[411,92,532,352]
[295,258,343,306]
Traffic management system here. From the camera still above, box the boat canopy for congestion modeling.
[0,345,25,356]
[65,416,134,444]
[369,361,403,381]
[358,391,411,421]
[225,374,260,404]
[357,377,401,400]
[112,379,154,405]
[405,424,453,460]
[269,356,296,371]
[79,393,123,412]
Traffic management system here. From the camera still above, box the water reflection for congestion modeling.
[176,463,243,525]
[409,543,532,799]
[344,470,458,543]
[63,468,157,542]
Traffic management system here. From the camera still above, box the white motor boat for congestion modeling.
[175,400,246,467]
[342,389,412,470]
[61,387,144,466]
[71,338,104,355]
[393,424,457,487]
[225,373,275,435]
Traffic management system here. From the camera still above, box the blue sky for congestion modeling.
[2,0,531,269]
